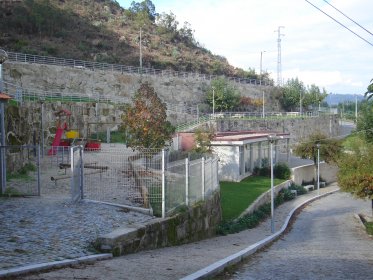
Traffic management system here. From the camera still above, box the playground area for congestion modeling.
[4,142,219,217]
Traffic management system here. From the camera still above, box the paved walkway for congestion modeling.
[6,184,354,280]
[220,191,373,280]
[0,197,153,271]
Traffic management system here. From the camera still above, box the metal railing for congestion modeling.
[6,51,274,87]
[1,80,199,117]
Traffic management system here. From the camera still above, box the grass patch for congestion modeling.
[365,222,373,235]
[220,176,284,221]
[6,163,36,183]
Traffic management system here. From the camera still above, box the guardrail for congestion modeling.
[6,51,274,87]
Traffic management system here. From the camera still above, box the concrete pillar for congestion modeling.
[258,142,262,168]
[286,138,290,164]
[250,143,254,172]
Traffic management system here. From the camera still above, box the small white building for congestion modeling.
[211,131,291,182]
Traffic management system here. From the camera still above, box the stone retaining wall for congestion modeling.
[215,115,339,144]
[237,180,292,219]
[96,191,222,256]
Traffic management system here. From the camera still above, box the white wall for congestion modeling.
[213,146,241,182]
[292,162,338,185]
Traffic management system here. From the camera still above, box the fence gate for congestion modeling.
[71,146,83,203]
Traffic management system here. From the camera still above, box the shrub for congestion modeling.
[280,188,296,201]
[288,183,307,195]
[274,162,291,179]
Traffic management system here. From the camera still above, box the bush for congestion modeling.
[288,183,307,195]
[274,162,291,179]
[280,188,296,201]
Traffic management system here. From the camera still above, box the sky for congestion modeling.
[117,0,373,95]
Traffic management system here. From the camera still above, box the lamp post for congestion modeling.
[355,95,358,123]
[299,91,302,116]
[267,133,277,233]
[260,51,266,79]
[316,143,320,196]
[212,86,215,119]
[262,91,265,118]
[139,27,143,75]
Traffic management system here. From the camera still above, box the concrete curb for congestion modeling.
[180,189,340,280]
[0,253,113,279]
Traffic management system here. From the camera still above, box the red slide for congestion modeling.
[48,123,67,155]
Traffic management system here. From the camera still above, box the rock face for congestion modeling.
[3,61,280,111]
[2,61,339,148]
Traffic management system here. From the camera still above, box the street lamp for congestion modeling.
[260,51,266,79]
[316,143,320,196]
[212,86,215,119]
[262,91,265,118]
[267,133,277,233]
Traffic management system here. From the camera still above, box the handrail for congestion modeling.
[6,51,274,87]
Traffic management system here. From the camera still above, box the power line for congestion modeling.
[322,0,373,37]
[304,0,373,47]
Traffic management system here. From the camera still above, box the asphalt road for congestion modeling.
[217,192,373,280]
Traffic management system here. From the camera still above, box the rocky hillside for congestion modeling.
[0,0,270,81]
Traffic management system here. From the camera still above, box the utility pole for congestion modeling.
[260,50,266,82]
[275,26,285,86]
[139,27,143,74]
[355,95,358,123]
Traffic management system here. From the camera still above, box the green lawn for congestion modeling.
[220,176,284,221]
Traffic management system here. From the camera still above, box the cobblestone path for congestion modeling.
[0,197,154,270]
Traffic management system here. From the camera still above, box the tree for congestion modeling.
[304,84,328,110]
[281,78,306,111]
[281,78,327,112]
[121,82,175,150]
[338,138,373,215]
[193,127,215,154]
[156,12,178,34]
[365,79,373,100]
[293,131,342,185]
[126,0,158,26]
[357,100,373,143]
[206,78,240,112]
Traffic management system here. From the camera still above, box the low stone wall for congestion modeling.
[291,162,338,186]
[96,191,222,256]
[237,180,292,219]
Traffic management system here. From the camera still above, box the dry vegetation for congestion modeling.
[0,0,264,79]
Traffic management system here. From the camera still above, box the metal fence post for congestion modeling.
[37,145,41,196]
[185,158,189,206]
[202,157,205,200]
[0,146,5,194]
[162,149,166,218]
[80,146,84,199]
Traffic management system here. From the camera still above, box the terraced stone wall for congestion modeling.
[96,191,222,256]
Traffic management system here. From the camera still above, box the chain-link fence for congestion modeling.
[73,145,219,217]
[1,145,40,196]
[2,143,219,217]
